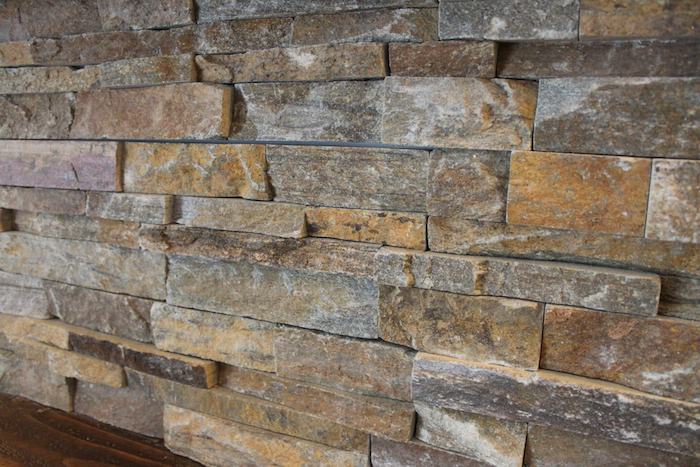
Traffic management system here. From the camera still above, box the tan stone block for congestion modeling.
[390,41,496,77]
[96,0,194,31]
[0,314,70,349]
[87,192,174,224]
[0,186,85,216]
[507,151,651,235]
[0,93,73,139]
[0,41,34,66]
[0,66,98,94]
[371,437,480,467]
[94,54,196,88]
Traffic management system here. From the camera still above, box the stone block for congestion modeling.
[0,314,70,349]
[659,275,700,321]
[389,41,496,77]
[382,77,537,149]
[195,18,292,54]
[0,41,33,67]
[94,54,196,88]
[0,93,73,139]
[507,151,651,235]
[0,270,50,319]
[87,192,174,225]
[0,67,98,94]
[19,0,101,37]
[0,209,11,231]
[0,186,85,216]
[96,0,194,31]
[371,437,482,467]
[0,353,73,412]
[0,0,30,42]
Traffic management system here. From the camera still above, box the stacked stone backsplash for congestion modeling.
[0,1,699,465]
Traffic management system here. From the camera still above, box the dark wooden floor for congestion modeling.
[0,392,200,466]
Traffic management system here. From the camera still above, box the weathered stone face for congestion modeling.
[659,275,700,321]
[439,0,578,40]
[389,41,496,77]
[0,67,98,94]
[0,0,30,42]
[124,142,270,200]
[0,93,74,139]
[164,405,370,467]
[151,303,276,372]
[412,353,700,457]
[382,77,537,149]
[198,43,386,83]
[0,232,167,299]
[428,149,510,222]
[371,437,481,467]
[579,0,700,39]
[195,18,292,54]
[87,192,174,224]
[267,145,429,212]
[220,365,416,442]
[415,403,526,467]
[0,209,11,231]
[274,328,414,401]
[0,41,33,67]
[174,196,306,238]
[646,159,700,244]
[19,0,101,37]
[534,78,700,159]
[0,187,85,216]
[96,0,194,31]
[0,271,50,319]
[0,354,73,412]
[291,8,437,45]
[95,54,196,88]
[167,254,379,338]
[232,80,384,142]
[542,305,700,403]
[70,83,232,139]
[379,286,542,369]
[306,207,426,250]
[507,151,651,235]
[0,314,70,349]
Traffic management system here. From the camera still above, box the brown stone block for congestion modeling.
[0,93,73,139]
[0,187,85,216]
[195,17,292,54]
[0,271,50,319]
[659,275,700,321]
[371,437,482,467]
[0,41,33,66]
[389,40,496,77]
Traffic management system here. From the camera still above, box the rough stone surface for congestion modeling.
[96,0,194,31]
[195,18,292,54]
[507,151,651,235]
[412,353,700,457]
[87,192,174,224]
[0,0,30,42]
[498,40,700,78]
[267,145,429,212]
[164,405,369,467]
[646,159,700,244]
[232,80,384,142]
[0,187,85,216]
[382,77,537,150]
[0,232,167,299]
[292,8,437,46]
[70,83,232,140]
[525,424,700,467]
[124,143,270,200]
[659,275,700,321]
[220,365,416,442]
[19,0,102,37]
[0,41,33,67]
[415,402,526,467]
[542,305,700,403]
[95,54,196,88]
[151,303,276,372]
[428,149,509,222]
[167,254,378,338]
[174,196,306,238]
[197,43,386,83]
[0,354,73,412]
[438,0,579,40]
[0,209,11,232]
[534,78,700,159]
[44,281,153,342]
[379,286,542,369]
[0,314,70,349]
[274,328,414,401]
[427,217,700,278]
[0,140,121,192]
[0,66,99,94]
[390,41,496,77]
[579,0,700,39]
[306,207,426,249]
[0,271,50,319]
[371,437,482,467]
[0,93,73,139]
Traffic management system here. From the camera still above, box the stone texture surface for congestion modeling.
[0,66,98,94]
[274,328,414,401]
[95,54,196,88]
[19,0,102,37]
[0,314,70,349]
[0,232,167,299]
[0,140,121,192]
[498,40,700,78]
[0,41,33,67]
[646,159,700,244]
[0,354,73,412]
[195,18,292,54]
[44,281,153,342]
[292,8,437,45]
[0,93,73,139]
[379,286,542,369]
[439,0,579,40]
[580,0,700,39]
[198,43,386,83]
[174,196,306,238]
[0,187,85,216]
[164,405,369,467]
[151,303,276,372]
[507,151,651,235]
[0,209,11,232]
[371,437,482,467]
[167,254,378,338]
[427,217,700,278]
[87,192,174,224]
[0,271,50,319]
[0,0,30,42]
[124,142,270,200]
[413,353,700,457]
[267,145,429,211]
[659,275,700,321]
[534,78,700,159]
[220,365,415,442]
[415,402,526,467]
[306,207,426,249]
[389,41,496,77]
[70,83,232,140]
[525,424,700,467]
[428,149,509,222]
[232,80,384,142]
[96,0,194,31]
[542,305,700,403]
[382,77,537,150]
